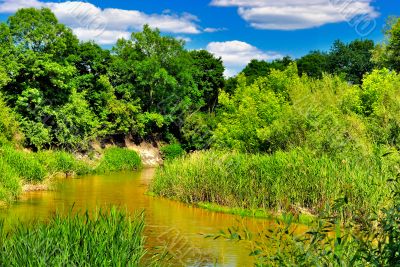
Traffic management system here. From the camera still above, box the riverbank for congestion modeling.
[150,150,394,220]
[0,145,143,204]
[3,169,266,266]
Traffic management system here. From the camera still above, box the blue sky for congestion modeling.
[0,0,398,76]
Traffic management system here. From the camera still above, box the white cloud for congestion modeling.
[175,36,192,43]
[0,0,42,13]
[206,40,282,76]
[210,0,379,30]
[0,0,201,44]
[204,27,227,33]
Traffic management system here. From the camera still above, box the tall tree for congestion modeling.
[190,50,224,112]
[328,39,375,84]
[111,25,202,137]
[297,51,329,78]
[375,17,400,72]
[241,57,293,83]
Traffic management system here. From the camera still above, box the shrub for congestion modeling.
[97,147,141,173]
[160,144,185,161]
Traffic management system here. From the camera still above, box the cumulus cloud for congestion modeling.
[210,0,379,30]
[0,0,201,44]
[206,40,282,76]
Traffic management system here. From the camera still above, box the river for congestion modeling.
[2,168,275,266]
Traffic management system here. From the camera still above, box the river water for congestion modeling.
[2,168,275,266]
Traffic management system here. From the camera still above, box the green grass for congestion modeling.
[0,208,146,266]
[0,145,46,182]
[35,150,94,176]
[96,147,142,173]
[150,149,393,218]
[0,145,142,203]
[0,157,21,203]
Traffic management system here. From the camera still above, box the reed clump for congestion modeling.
[151,149,393,217]
[0,208,146,266]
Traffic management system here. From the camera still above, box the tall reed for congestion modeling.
[151,149,392,216]
[0,208,146,266]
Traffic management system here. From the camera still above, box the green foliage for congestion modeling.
[0,94,20,144]
[151,149,393,217]
[328,39,375,84]
[297,50,329,78]
[213,67,400,156]
[190,50,225,112]
[0,145,46,182]
[213,66,296,153]
[241,56,293,84]
[160,144,185,160]
[181,112,216,150]
[217,177,400,266]
[0,208,146,266]
[375,17,400,72]
[19,119,51,150]
[8,8,78,57]
[35,150,93,176]
[110,25,204,136]
[295,39,375,84]
[0,158,21,203]
[53,90,99,150]
[97,147,142,173]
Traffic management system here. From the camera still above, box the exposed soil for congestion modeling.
[124,137,163,167]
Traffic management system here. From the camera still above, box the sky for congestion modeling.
[0,0,399,76]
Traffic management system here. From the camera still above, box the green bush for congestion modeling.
[160,144,185,161]
[0,208,146,266]
[97,147,141,173]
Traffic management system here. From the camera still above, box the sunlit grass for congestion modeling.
[151,149,392,218]
[0,208,146,266]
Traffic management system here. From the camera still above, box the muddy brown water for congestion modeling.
[2,168,278,266]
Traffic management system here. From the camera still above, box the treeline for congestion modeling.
[0,8,224,151]
[1,8,400,154]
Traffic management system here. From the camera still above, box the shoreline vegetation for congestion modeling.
[0,208,148,266]
[150,149,394,221]
[0,143,142,205]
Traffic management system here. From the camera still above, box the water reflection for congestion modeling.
[2,169,274,266]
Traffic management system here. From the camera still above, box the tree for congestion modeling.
[328,39,375,84]
[190,50,225,112]
[297,51,329,78]
[375,17,400,72]
[241,56,293,84]
[8,8,78,59]
[0,8,90,149]
[110,25,202,138]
